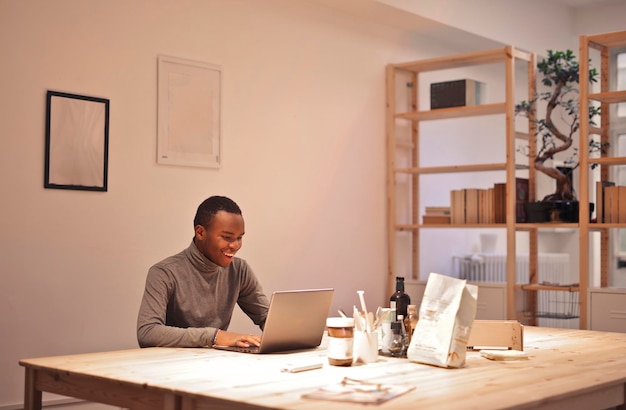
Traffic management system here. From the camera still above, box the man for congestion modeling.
[137,196,269,348]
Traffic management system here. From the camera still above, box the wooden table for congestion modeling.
[19,327,626,410]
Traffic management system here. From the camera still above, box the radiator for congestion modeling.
[452,253,578,328]
[452,253,571,284]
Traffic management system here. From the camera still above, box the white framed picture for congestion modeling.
[157,55,221,168]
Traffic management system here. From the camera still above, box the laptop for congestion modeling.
[214,288,334,354]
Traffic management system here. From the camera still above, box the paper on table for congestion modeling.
[302,377,415,405]
[480,350,529,361]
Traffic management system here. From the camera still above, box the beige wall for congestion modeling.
[0,0,463,407]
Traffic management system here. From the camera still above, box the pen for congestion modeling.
[357,290,373,332]
[281,362,324,373]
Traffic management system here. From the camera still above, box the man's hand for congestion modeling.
[214,330,261,347]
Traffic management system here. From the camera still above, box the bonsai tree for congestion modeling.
[516,49,603,202]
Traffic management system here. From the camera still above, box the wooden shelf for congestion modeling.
[395,102,505,121]
[395,162,506,174]
[397,223,580,230]
[515,223,579,230]
[589,90,626,104]
[518,283,580,292]
[589,223,626,230]
[587,30,626,48]
[385,45,536,323]
[398,224,507,229]
[391,47,533,73]
[588,156,626,166]
[394,163,529,175]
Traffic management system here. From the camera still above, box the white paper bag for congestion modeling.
[407,272,478,368]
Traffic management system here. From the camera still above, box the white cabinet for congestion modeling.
[589,288,626,332]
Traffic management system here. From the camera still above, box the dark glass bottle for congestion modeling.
[389,276,411,321]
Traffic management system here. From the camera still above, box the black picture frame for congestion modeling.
[44,90,110,191]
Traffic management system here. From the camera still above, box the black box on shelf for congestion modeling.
[430,79,485,109]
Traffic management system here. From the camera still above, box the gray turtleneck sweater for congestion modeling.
[137,241,269,348]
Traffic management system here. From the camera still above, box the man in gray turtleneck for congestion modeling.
[137,196,269,348]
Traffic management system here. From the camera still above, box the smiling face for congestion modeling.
[194,210,245,267]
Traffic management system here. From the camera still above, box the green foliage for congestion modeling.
[515,49,607,201]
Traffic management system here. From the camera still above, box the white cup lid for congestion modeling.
[326,317,354,328]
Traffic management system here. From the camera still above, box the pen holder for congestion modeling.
[353,331,378,364]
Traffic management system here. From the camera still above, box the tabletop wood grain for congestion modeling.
[19,326,626,410]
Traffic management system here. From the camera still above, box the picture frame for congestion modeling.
[45,90,110,192]
[157,55,221,168]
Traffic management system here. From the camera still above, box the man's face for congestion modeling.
[194,210,244,267]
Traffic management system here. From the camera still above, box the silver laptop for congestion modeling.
[214,288,334,354]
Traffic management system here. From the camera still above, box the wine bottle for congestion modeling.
[389,276,411,321]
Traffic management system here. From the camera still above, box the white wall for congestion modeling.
[0,0,473,407]
[377,0,578,52]
[573,0,626,37]
[379,0,626,54]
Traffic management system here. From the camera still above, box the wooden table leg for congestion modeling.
[163,394,180,410]
[23,367,42,410]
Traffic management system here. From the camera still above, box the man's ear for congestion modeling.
[194,224,205,239]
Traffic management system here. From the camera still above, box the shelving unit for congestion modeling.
[579,30,626,331]
[388,33,626,332]
[386,46,537,321]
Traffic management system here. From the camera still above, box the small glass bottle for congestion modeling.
[388,319,407,357]
[390,276,411,321]
[404,304,418,345]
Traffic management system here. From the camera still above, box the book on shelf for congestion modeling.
[596,181,616,223]
[445,180,525,225]
[619,186,626,223]
[424,206,451,215]
[423,205,452,224]
[465,188,480,224]
[422,214,452,224]
[516,178,529,223]
[493,183,507,224]
[605,185,619,223]
[450,189,465,224]
[478,189,491,224]
[430,79,485,109]
[492,179,528,223]
[449,188,496,224]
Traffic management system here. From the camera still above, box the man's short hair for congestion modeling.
[194,196,242,228]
